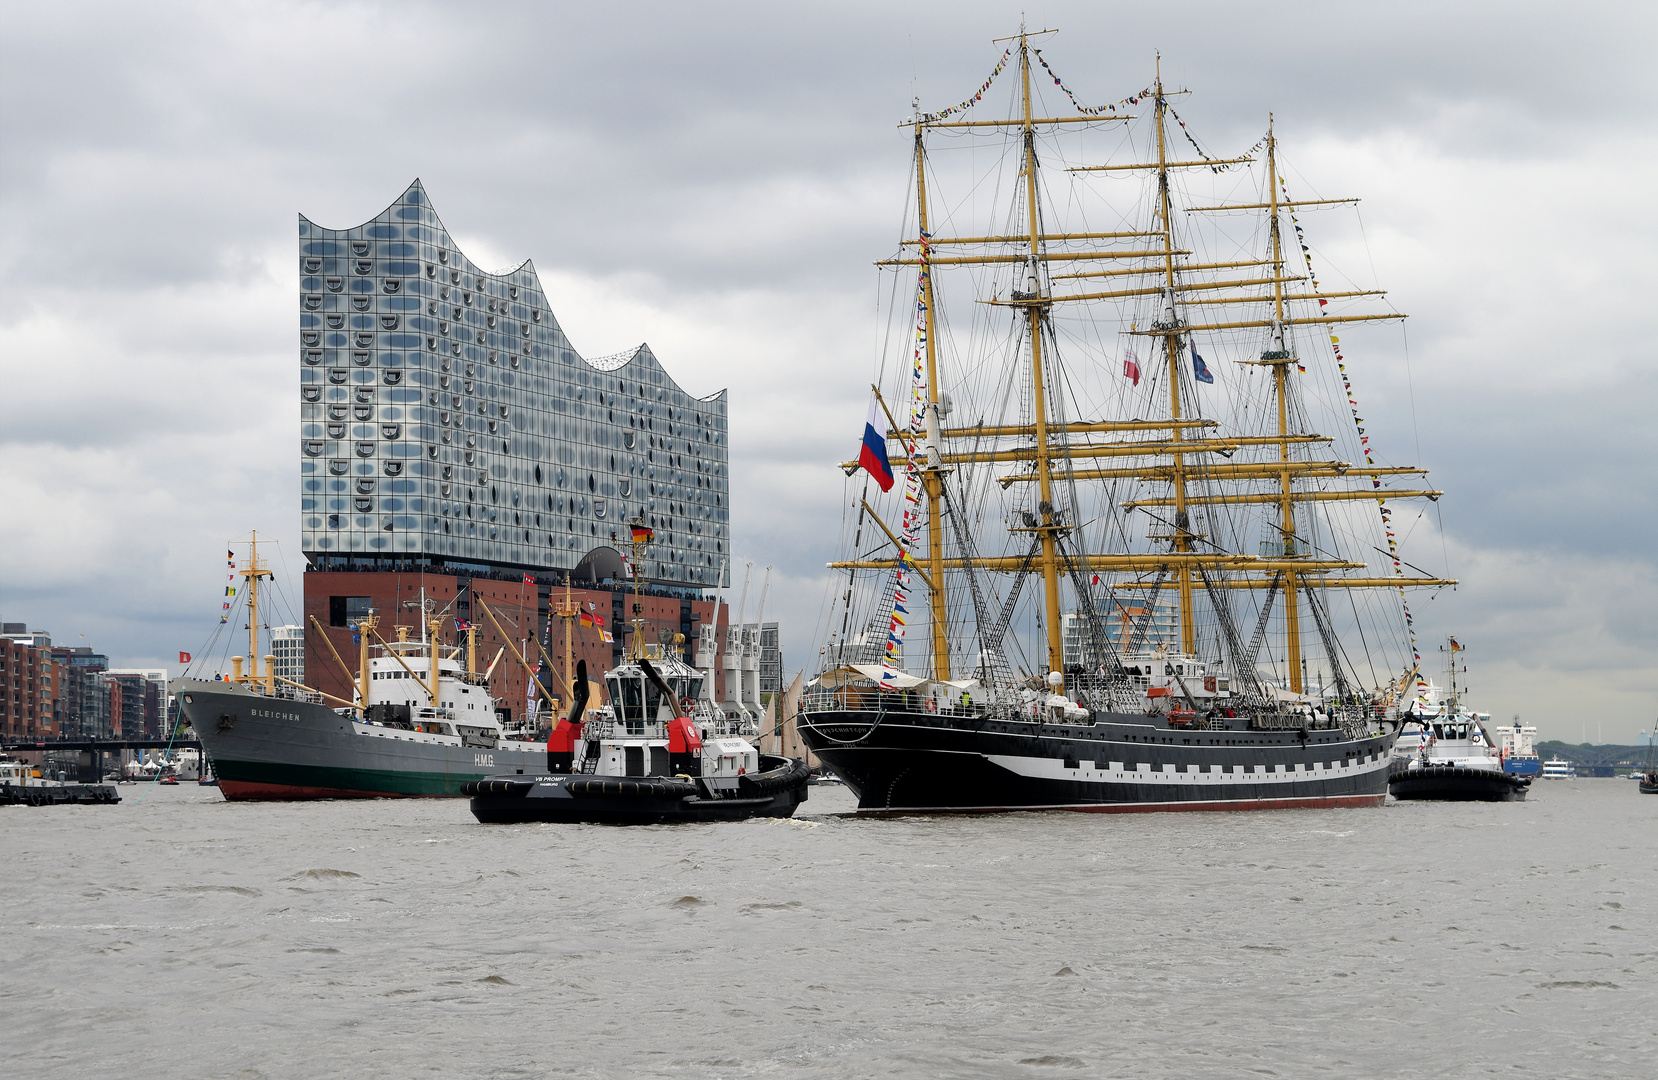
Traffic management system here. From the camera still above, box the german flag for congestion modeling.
[631,524,654,544]
[579,611,594,628]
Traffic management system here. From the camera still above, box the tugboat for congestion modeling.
[0,755,121,806]
[466,658,810,824]
[1389,641,1528,802]
[1388,710,1530,802]
[466,525,811,825]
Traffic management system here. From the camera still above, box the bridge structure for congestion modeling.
[1,738,204,782]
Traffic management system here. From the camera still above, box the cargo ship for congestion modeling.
[173,537,549,798]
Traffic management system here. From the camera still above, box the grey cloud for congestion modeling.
[2,0,1656,739]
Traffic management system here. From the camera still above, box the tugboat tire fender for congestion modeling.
[566,778,700,799]
[461,779,536,797]
[739,758,812,796]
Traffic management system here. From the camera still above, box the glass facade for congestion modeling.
[270,625,304,684]
[299,180,730,587]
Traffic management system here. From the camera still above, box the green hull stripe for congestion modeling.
[213,757,485,796]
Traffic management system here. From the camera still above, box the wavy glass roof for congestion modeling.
[298,180,729,587]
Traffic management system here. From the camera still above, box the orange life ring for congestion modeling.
[925,698,937,712]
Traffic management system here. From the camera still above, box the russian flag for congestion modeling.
[857,400,895,492]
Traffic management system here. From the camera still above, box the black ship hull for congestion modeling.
[1388,763,1530,802]
[798,708,1394,814]
[465,757,811,825]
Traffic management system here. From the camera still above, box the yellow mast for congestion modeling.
[629,521,650,660]
[554,573,580,709]
[240,531,272,684]
[357,608,376,712]
[1013,29,1068,683]
[1260,119,1306,694]
[912,114,951,681]
[474,598,560,711]
[1149,57,1199,658]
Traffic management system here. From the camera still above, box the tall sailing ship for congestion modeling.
[798,29,1455,813]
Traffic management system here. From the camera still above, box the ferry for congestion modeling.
[1541,757,1577,779]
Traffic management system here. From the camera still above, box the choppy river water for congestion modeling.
[3,778,1652,1078]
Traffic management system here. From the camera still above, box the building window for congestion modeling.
[330,596,373,627]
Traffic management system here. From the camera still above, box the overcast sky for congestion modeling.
[2,1,1654,742]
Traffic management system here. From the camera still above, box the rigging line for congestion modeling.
[1126,564,1170,656]
[1400,308,1424,477]
[986,537,1042,654]
[1370,546,1441,580]
[938,480,1005,686]
[1243,571,1282,668]
[1055,535,1136,709]
[1304,584,1361,708]
[1345,581,1382,692]
[1195,563,1267,707]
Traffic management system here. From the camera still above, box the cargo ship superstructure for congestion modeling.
[799,29,1455,813]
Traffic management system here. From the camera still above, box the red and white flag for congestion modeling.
[178,651,192,664]
[1123,349,1141,387]
[522,573,534,586]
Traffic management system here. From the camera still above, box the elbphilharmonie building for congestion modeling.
[298,180,730,588]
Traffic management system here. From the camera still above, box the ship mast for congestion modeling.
[555,573,579,708]
[628,519,651,660]
[240,531,273,686]
[1012,29,1069,682]
[910,113,951,681]
[1149,57,1199,658]
[1262,119,1306,693]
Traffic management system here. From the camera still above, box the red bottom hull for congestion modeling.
[858,793,1387,816]
[217,779,451,801]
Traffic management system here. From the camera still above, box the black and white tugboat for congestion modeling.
[1,755,121,806]
[466,526,811,825]
[1388,640,1529,802]
[1388,709,1530,802]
